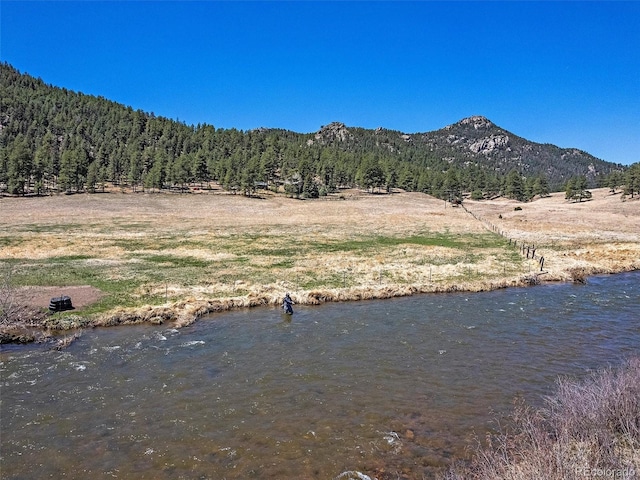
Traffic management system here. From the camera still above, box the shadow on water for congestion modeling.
[1,272,639,479]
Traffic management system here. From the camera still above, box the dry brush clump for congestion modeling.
[0,265,51,343]
[441,358,640,480]
[53,332,82,350]
[0,265,17,325]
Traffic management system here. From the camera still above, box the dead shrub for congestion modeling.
[521,273,541,286]
[569,267,590,284]
[53,332,82,350]
[441,357,640,480]
[0,265,17,325]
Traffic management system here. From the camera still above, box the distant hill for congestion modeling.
[306,116,621,189]
[0,62,627,199]
[416,116,617,185]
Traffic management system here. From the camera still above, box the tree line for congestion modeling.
[1,63,636,202]
[565,167,640,202]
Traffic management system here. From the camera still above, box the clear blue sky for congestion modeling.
[2,1,639,165]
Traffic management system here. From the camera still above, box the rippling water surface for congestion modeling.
[2,272,639,479]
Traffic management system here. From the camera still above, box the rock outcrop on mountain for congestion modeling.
[307,122,354,145]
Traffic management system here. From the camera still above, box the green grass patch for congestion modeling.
[141,254,211,268]
[0,236,22,248]
[109,236,233,253]
[271,258,295,269]
[110,239,154,251]
[300,232,507,255]
[249,246,300,257]
[111,221,154,230]
[42,255,93,263]
[13,223,88,233]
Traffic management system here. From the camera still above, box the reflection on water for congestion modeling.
[1,272,639,479]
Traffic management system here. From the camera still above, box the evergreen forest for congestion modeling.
[2,63,636,201]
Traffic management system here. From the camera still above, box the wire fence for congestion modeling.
[461,203,546,273]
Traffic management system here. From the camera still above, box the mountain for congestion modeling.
[0,62,627,199]
[416,116,616,184]
[307,116,621,189]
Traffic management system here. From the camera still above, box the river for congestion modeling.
[1,272,639,479]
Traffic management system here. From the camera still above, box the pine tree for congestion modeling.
[566,175,591,202]
[7,134,32,195]
[533,174,550,198]
[86,161,98,193]
[606,171,624,193]
[444,168,462,201]
[145,151,166,192]
[565,177,576,201]
[192,150,209,187]
[504,169,525,201]
[128,151,143,192]
[358,157,384,193]
[260,146,279,189]
[302,172,319,198]
[623,163,640,198]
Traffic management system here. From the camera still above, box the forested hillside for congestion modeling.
[1,63,631,201]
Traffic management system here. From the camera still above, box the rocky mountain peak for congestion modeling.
[456,116,494,130]
[313,122,353,143]
[436,116,510,155]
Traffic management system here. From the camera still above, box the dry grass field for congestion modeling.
[464,188,639,279]
[1,187,638,336]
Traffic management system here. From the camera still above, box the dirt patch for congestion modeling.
[13,285,104,310]
[1,286,104,344]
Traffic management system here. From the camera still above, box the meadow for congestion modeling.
[1,187,638,334]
